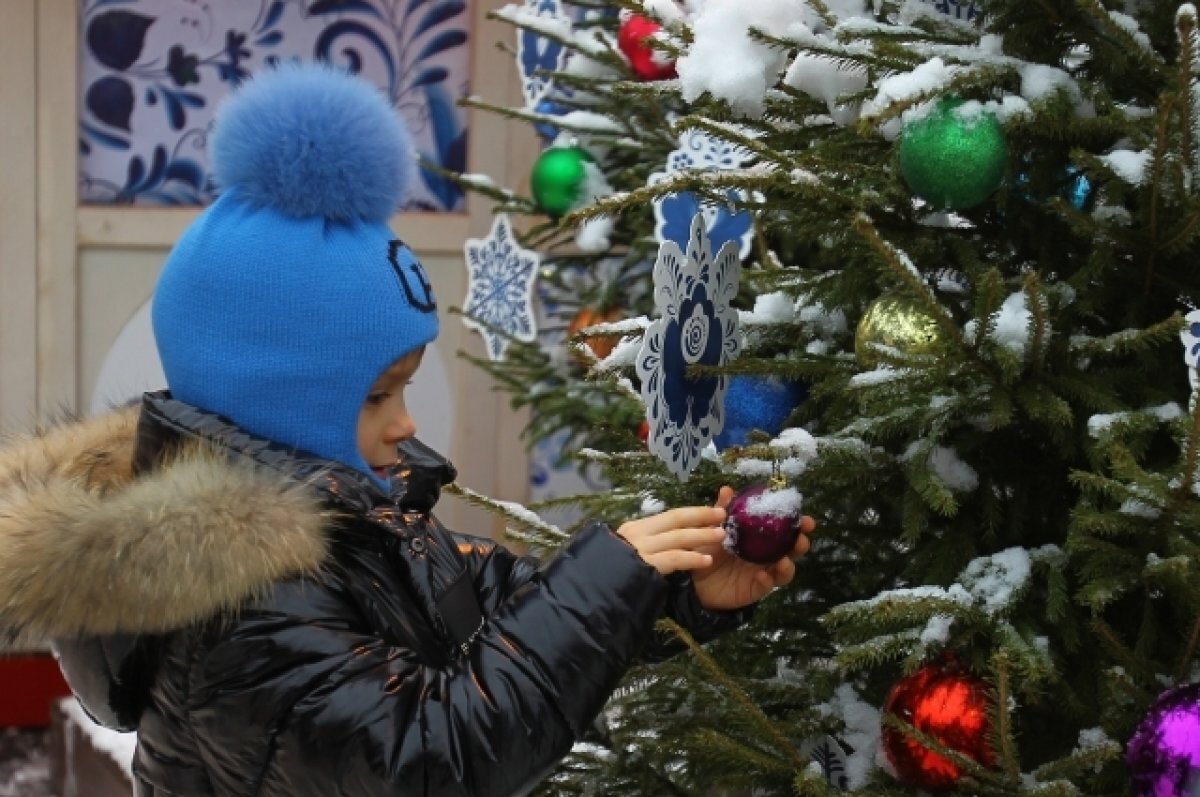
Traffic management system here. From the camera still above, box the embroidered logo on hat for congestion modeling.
[389,240,437,313]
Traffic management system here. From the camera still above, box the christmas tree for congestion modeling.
[452,0,1200,793]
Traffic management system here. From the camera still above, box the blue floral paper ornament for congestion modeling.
[713,374,808,450]
[655,184,755,262]
[1181,309,1200,402]
[1065,166,1093,210]
[652,128,756,261]
[534,97,569,142]
[930,0,982,20]
[518,0,572,107]
[799,735,851,791]
[1184,309,1200,366]
[666,128,752,172]
[462,214,540,360]
[636,212,743,480]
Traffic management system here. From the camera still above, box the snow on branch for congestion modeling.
[443,482,567,542]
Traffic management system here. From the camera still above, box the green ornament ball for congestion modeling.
[531,146,592,218]
[898,98,1008,211]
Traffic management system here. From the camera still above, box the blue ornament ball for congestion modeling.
[1013,165,1093,211]
[714,374,808,450]
[1065,166,1092,210]
[534,98,568,142]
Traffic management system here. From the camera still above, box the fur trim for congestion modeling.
[0,408,330,642]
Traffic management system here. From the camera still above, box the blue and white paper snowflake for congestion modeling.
[462,214,540,361]
[518,0,572,107]
[799,735,850,791]
[652,128,756,261]
[1182,309,1200,398]
[636,211,742,480]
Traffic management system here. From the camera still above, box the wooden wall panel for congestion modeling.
[0,1,38,431]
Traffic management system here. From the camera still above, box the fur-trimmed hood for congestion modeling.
[0,403,330,646]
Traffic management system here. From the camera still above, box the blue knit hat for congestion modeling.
[152,62,438,485]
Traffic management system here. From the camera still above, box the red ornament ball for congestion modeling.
[722,483,803,564]
[617,14,677,81]
[637,419,650,444]
[882,661,996,792]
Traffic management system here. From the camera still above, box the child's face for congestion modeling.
[358,347,425,479]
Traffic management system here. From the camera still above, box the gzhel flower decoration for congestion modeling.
[636,211,742,480]
[1182,309,1200,400]
[1183,309,1200,366]
[654,181,754,262]
[462,214,540,361]
[666,128,751,172]
[652,128,756,261]
[517,0,571,106]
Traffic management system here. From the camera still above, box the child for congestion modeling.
[0,64,814,796]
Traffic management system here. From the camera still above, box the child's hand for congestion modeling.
[691,486,816,611]
[616,506,729,575]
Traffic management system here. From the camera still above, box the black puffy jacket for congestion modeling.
[0,392,745,796]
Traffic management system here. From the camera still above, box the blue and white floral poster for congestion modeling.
[79,0,470,212]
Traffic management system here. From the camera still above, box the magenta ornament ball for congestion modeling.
[1126,682,1200,797]
[722,483,803,565]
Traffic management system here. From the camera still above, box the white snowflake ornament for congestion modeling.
[636,211,742,480]
[462,214,540,361]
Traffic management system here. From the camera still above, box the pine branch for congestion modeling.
[1176,388,1200,502]
[1023,273,1051,372]
[878,713,1009,790]
[1073,0,1165,71]
[1144,95,1175,297]
[442,483,568,543]
[989,653,1022,787]
[1175,613,1200,683]
[459,95,627,138]
[1177,7,1198,174]
[1068,315,1183,360]
[1090,617,1158,688]
[659,618,810,774]
[1031,738,1123,785]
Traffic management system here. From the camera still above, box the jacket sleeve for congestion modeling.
[185,524,668,797]
[639,572,754,661]
[450,525,754,662]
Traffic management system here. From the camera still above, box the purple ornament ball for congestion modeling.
[723,483,803,565]
[1126,682,1200,797]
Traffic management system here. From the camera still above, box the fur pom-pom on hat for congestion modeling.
[210,62,415,222]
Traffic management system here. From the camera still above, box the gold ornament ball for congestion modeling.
[855,295,942,368]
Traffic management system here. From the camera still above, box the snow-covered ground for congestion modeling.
[0,727,52,797]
